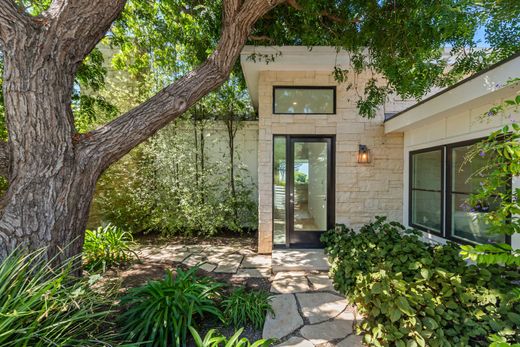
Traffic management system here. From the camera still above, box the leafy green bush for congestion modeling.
[321,216,520,346]
[189,327,272,347]
[83,223,138,272]
[222,287,273,330]
[92,115,258,237]
[119,267,224,347]
[460,95,520,265]
[0,249,115,346]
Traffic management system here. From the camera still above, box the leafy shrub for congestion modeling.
[83,223,138,272]
[0,249,115,346]
[222,287,273,330]
[189,327,272,347]
[461,120,520,266]
[92,116,258,237]
[321,216,520,346]
[119,266,224,347]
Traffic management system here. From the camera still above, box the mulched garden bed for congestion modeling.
[95,231,272,344]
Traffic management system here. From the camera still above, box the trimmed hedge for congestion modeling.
[321,216,520,346]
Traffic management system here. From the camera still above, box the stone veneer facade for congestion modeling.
[257,70,405,253]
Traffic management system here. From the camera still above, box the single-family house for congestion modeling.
[239,46,520,253]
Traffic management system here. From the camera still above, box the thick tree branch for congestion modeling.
[0,0,33,44]
[41,0,126,69]
[80,0,285,170]
[223,0,242,24]
[0,142,9,177]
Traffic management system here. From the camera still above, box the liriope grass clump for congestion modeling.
[222,286,273,330]
[119,266,224,347]
[0,249,116,346]
[83,223,138,272]
[189,327,272,347]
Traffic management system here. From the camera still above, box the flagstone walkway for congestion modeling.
[265,271,363,347]
[137,243,363,346]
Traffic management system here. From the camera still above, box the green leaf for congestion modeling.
[371,282,383,294]
[420,268,431,280]
[423,317,439,330]
[390,308,402,322]
[396,296,415,316]
[507,312,520,325]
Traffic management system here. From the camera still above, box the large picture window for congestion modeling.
[409,139,508,245]
[273,86,336,114]
[447,143,506,244]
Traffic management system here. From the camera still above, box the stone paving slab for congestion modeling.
[307,274,338,293]
[184,245,208,253]
[336,334,365,347]
[296,292,348,324]
[242,254,272,268]
[271,274,311,294]
[234,268,271,278]
[162,245,188,252]
[272,249,329,273]
[182,254,207,267]
[144,249,193,263]
[213,254,244,273]
[263,294,304,340]
[199,262,217,272]
[274,337,314,347]
[300,312,354,345]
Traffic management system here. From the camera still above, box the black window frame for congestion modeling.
[445,139,511,245]
[408,146,445,236]
[272,134,336,248]
[409,138,512,246]
[272,86,337,115]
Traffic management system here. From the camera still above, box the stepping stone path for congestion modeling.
[138,244,272,278]
[265,272,363,346]
[138,244,363,345]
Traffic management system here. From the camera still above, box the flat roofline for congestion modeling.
[384,51,520,122]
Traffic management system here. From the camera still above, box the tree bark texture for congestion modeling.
[0,0,284,264]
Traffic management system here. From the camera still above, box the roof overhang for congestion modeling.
[240,46,351,109]
[384,54,520,134]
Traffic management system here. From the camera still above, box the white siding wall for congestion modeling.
[401,91,520,249]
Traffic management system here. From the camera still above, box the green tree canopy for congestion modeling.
[108,0,520,117]
[2,0,520,123]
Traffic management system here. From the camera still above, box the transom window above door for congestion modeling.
[273,86,336,115]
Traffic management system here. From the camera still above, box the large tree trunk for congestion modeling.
[0,0,283,266]
[0,0,128,264]
[0,27,102,264]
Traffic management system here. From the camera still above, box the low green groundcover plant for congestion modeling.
[83,223,138,272]
[0,249,115,346]
[321,216,520,346]
[119,266,224,347]
[189,327,272,347]
[222,286,273,330]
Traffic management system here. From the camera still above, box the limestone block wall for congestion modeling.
[257,70,404,253]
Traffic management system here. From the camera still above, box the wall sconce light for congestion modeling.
[357,144,371,164]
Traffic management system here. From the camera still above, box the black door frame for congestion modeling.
[273,135,335,248]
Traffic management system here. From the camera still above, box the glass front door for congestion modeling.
[273,136,334,247]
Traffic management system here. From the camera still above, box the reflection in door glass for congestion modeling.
[293,142,328,231]
[273,137,286,244]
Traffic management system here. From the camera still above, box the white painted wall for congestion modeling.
[177,121,259,200]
